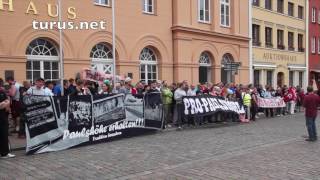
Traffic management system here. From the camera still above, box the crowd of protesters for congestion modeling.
[1,75,320,158]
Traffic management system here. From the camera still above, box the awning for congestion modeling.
[253,63,277,69]
[310,69,320,73]
[288,64,307,71]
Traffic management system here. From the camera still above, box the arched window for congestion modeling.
[26,38,59,82]
[199,52,212,84]
[90,43,113,74]
[199,52,211,66]
[221,53,235,84]
[139,47,157,84]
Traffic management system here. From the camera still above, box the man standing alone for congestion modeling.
[303,86,320,141]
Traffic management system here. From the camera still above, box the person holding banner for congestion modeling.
[303,86,320,142]
[0,83,15,158]
[27,78,53,96]
[174,82,187,129]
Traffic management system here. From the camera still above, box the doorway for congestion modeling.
[277,72,284,87]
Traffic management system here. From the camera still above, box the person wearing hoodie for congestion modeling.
[161,81,173,126]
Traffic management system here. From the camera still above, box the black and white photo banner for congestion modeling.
[23,93,163,155]
[183,95,245,116]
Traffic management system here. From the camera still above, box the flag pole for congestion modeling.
[58,0,64,96]
[112,0,117,86]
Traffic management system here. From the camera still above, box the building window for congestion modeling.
[289,71,294,87]
[220,0,230,27]
[312,37,316,54]
[265,0,272,10]
[199,52,212,84]
[198,0,210,23]
[298,34,304,52]
[265,27,273,48]
[299,72,303,87]
[252,24,260,46]
[140,47,157,84]
[26,38,59,82]
[252,0,259,7]
[94,0,110,6]
[288,32,294,51]
[143,0,155,14]
[277,29,284,50]
[312,7,316,23]
[221,53,235,84]
[267,70,273,86]
[288,2,294,17]
[277,0,284,13]
[254,70,260,87]
[90,43,113,74]
[298,6,304,19]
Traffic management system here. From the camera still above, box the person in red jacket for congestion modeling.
[303,86,320,141]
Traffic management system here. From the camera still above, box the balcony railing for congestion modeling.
[288,46,295,51]
[277,44,285,50]
[298,47,305,52]
[265,43,273,48]
[253,41,261,46]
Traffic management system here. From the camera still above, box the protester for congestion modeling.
[6,77,21,134]
[264,86,274,118]
[18,81,31,138]
[27,78,53,96]
[242,88,252,121]
[69,79,91,96]
[302,86,320,142]
[161,81,173,126]
[98,80,112,95]
[174,82,187,129]
[0,83,15,158]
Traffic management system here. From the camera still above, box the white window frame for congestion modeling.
[312,7,316,23]
[312,37,316,53]
[143,0,155,14]
[94,0,110,7]
[198,0,211,23]
[220,0,230,27]
[90,43,114,74]
[139,48,158,83]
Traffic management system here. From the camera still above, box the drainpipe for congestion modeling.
[305,0,309,89]
[249,0,253,84]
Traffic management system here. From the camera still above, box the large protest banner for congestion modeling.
[256,97,286,108]
[183,95,245,116]
[23,93,163,155]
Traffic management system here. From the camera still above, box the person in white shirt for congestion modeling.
[27,78,53,96]
[174,82,187,129]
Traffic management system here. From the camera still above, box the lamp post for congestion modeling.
[58,0,64,96]
[112,0,117,86]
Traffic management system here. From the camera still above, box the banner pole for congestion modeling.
[112,0,117,86]
[58,0,64,96]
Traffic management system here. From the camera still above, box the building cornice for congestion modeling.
[171,25,250,42]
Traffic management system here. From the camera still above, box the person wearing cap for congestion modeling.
[99,80,112,95]
[27,78,53,96]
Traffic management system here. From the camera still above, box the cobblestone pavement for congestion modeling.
[1,113,320,180]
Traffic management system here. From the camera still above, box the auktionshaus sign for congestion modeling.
[23,93,163,155]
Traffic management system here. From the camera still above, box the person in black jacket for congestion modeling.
[0,80,15,158]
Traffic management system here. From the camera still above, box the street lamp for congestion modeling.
[58,0,64,96]
[112,0,117,86]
